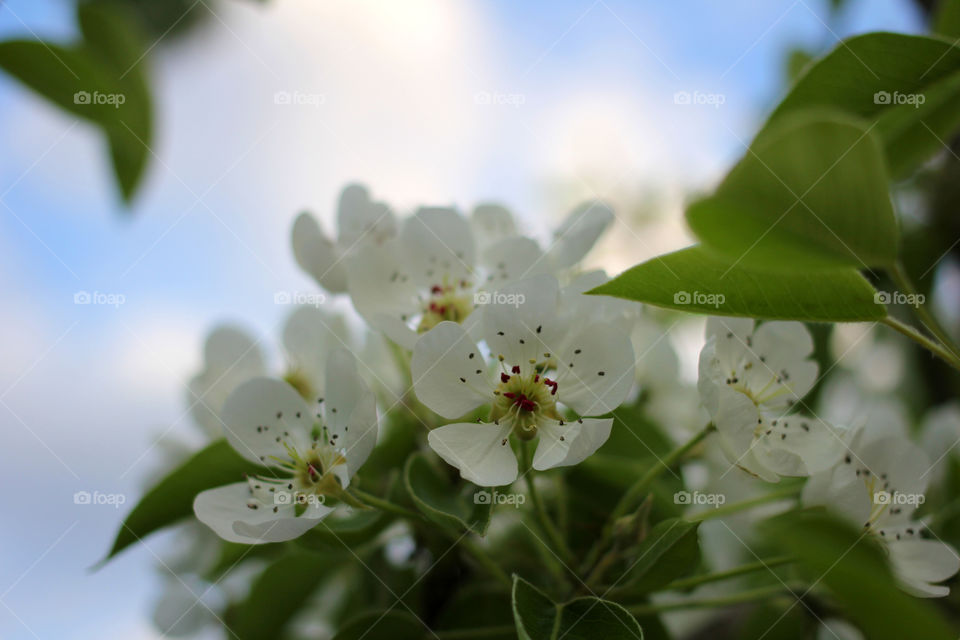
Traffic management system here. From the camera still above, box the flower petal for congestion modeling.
[535,417,612,470]
[470,203,516,247]
[478,236,546,284]
[193,482,331,544]
[427,421,517,486]
[544,200,614,269]
[889,538,960,597]
[400,207,475,285]
[323,349,379,475]
[345,240,420,340]
[220,378,313,465]
[481,274,564,366]
[411,321,490,419]
[187,325,265,438]
[292,212,348,293]
[336,183,396,248]
[554,323,634,416]
[282,306,352,393]
[532,419,581,471]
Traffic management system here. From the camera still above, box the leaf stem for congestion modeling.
[624,583,793,616]
[657,554,794,592]
[684,487,799,523]
[581,423,715,573]
[881,316,960,371]
[520,441,577,567]
[889,261,960,363]
[349,487,423,521]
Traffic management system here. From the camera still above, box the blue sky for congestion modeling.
[0,0,923,637]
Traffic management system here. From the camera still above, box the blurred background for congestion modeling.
[0,0,938,637]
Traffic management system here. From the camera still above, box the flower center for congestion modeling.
[418,281,474,332]
[490,365,561,439]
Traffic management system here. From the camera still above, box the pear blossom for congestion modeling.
[186,325,266,438]
[698,317,842,481]
[411,274,634,486]
[292,183,396,293]
[803,431,960,597]
[193,349,378,544]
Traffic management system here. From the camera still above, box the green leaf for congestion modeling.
[0,2,152,203]
[935,0,960,38]
[589,246,886,322]
[231,551,346,640]
[512,575,644,640]
[687,111,898,269]
[763,511,955,640]
[403,452,492,535]
[332,611,425,640]
[764,32,960,178]
[103,439,269,561]
[621,519,700,593]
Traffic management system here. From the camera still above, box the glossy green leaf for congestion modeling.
[404,452,492,535]
[0,2,152,202]
[103,439,269,561]
[621,519,700,593]
[765,32,960,178]
[332,610,425,640]
[688,111,898,269]
[231,551,346,640]
[589,246,886,322]
[935,0,960,38]
[512,575,644,640]
[764,511,954,640]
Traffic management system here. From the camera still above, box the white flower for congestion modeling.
[345,206,549,349]
[346,203,616,351]
[193,349,378,544]
[186,325,266,439]
[697,317,840,481]
[292,184,396,293]
[411,274,634,486]
[803,431,960,597]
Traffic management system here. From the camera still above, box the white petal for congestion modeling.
[345,240,420,338]
[187,325,265,438]
[427,422,517,486]
[336,183,396,248]
[400,207,475,285]
[478,236,546,284]
[220,378,313,465]
[282,306,352,392]
[323,349,379,474]
[751,321,814,369]
[545,200,614,269]
[802,464,872,528]
[481,274,565,366]
[193,483,331,544]
[532,420,581,471]
[411,321,490,419]
[292,212,347,293]
[470,203,516,247]
[711,384,760,457]
[889,538,960,597]
[756,417,847,476]
[554,323,634,416]
[536,417,612,470]
[704,317,755,369]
